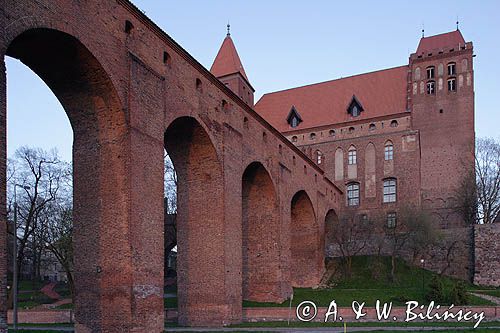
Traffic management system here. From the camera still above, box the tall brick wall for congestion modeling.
[0,0,342,331]
[474,224,500,287]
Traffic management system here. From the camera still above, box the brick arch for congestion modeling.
[2,28,146,332]
[164,116,227,326]
[324,209,339,258]
[242,162,285,303]
[290,190,322,287]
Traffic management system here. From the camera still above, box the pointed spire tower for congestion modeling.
[211,25,255,106]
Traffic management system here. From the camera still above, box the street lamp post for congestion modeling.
[13,184,30,332]
[420,258,425,298]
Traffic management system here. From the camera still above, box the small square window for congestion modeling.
[387,212,397,228]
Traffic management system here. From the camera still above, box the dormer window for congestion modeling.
[287,105,302,128]
[347,95,364,117]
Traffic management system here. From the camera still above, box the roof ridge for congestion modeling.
[257,65,408,100]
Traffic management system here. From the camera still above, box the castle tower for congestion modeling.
[211,26,255,106]
[409,30,475,226]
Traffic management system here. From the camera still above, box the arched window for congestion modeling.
[310,132,316,140]
[383,178,397,203]
[329,129,336,137]
[291,136,298,143]
[348,146,357,165]
[369,123,376,131]
[384,141,394,160]
[316,150,323,165]
[390,120,398,128]
[447,62,456,76]
[347,182,360,206]
[348,126,355,134]
[426,66,435,79]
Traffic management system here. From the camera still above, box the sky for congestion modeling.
[6,0,500,162]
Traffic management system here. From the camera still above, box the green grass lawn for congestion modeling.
[162,256,496,309]
[474,289,500,298]
[243,256,495,308]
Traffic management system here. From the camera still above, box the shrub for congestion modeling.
[426,275,445,303]
[450,281,468,305]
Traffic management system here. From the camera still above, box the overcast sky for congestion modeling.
[6,0,500,161]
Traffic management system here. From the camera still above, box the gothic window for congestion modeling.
[448,62,456,76]
[448,78,456,92]
[347,182,360,206]
[426,66,435,79]
[347,95,364,117]
[384,141,394,160]
[383,178,397,203]
[426,81,435,95]
[287,106,302,128]
[387,212,397,228]
[348,146,357,165]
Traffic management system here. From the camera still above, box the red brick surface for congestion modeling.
[0,1,341,331]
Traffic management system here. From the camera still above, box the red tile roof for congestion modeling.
[254,66,409,133]
[210,35,249,81]
[416,30,465,54]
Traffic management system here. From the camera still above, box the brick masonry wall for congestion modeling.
[0,0,341,331]
[474,224,500,287]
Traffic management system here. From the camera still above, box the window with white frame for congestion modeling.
[427,66,435,79]
[384,142,394,160]
[348,147,357,165]
[447,62,456,76]
[448,78,456,92]
[387,212,397,228]
[383,178,397,203]
[427,81,435,95]
[347,183,360,206]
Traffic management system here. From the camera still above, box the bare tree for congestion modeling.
[329,210,372,277]
[475,138,500,224]
[164,153,177,252]
[454,170,478,225]
[384,205,437,282]
[7,147,68,285]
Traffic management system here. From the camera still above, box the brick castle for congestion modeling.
[211,28,475,280]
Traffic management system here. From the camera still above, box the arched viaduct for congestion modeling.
[0,1,342,332]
